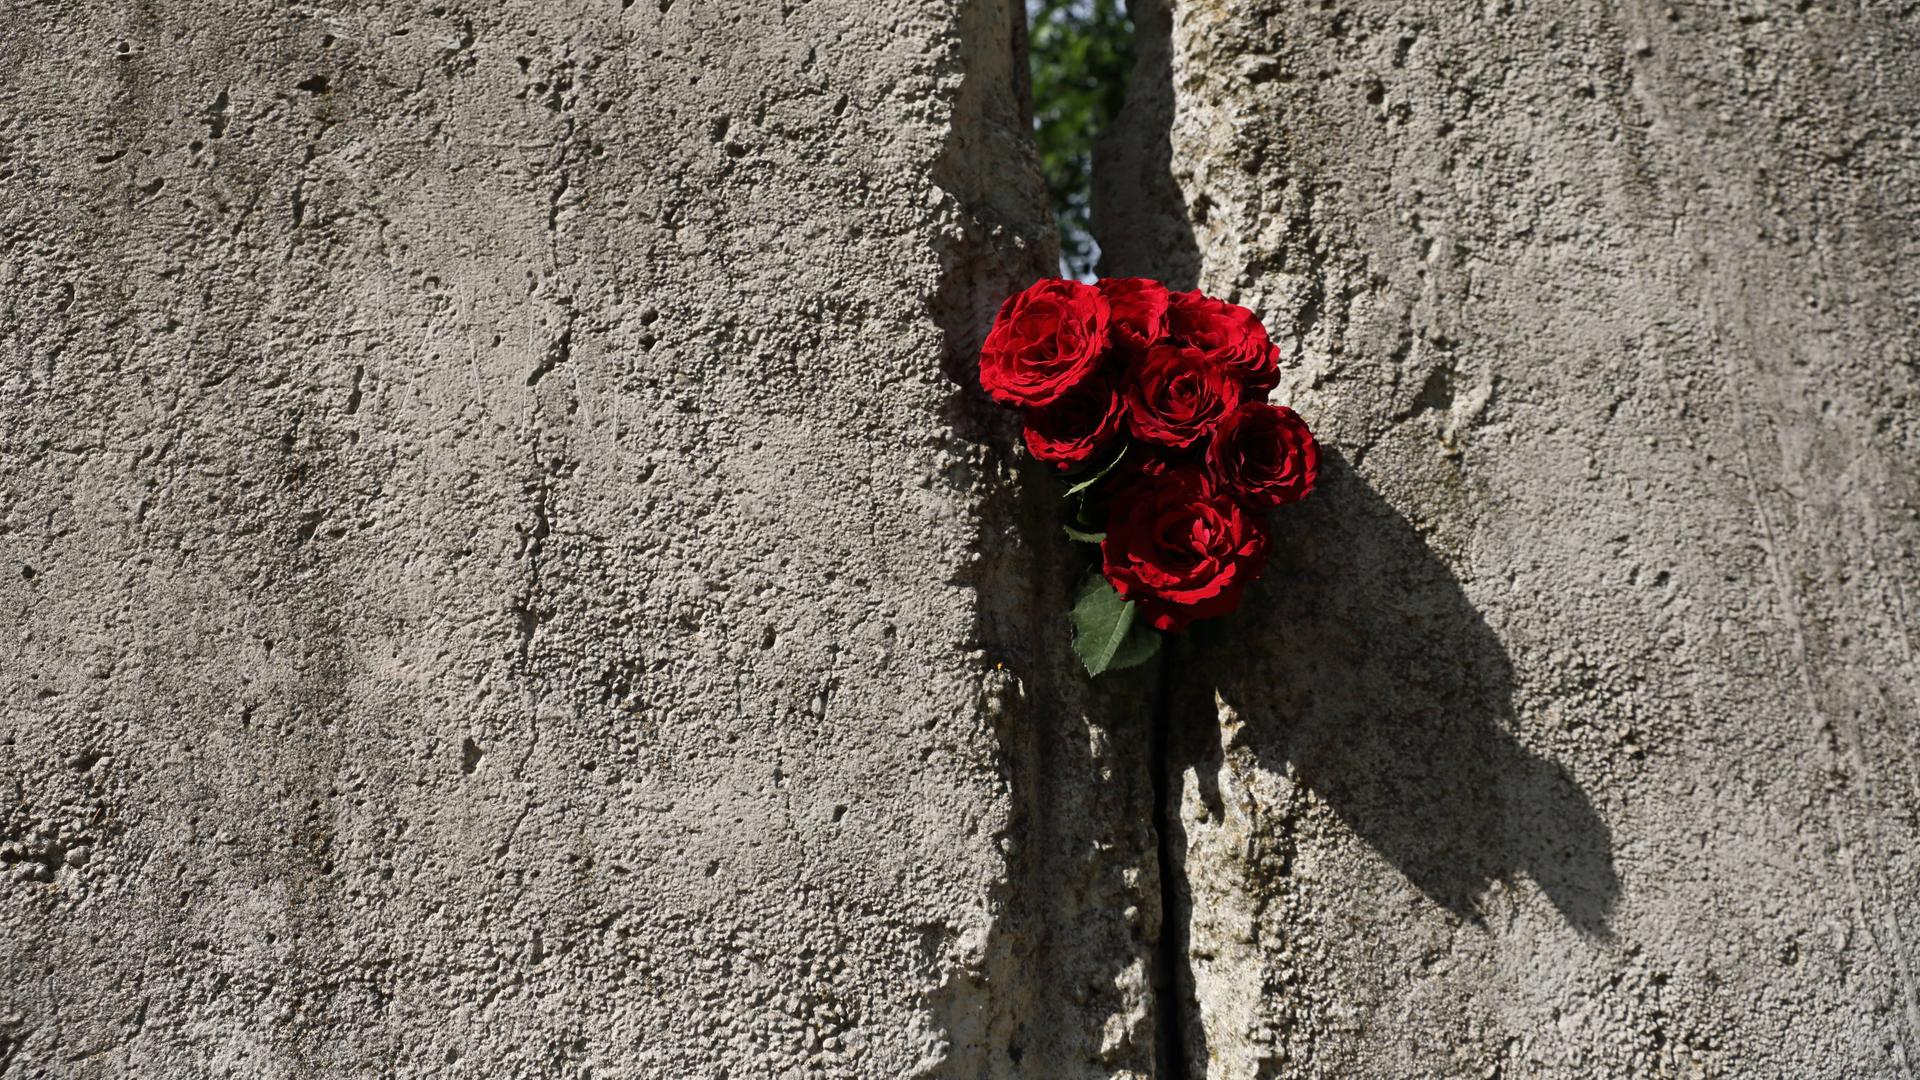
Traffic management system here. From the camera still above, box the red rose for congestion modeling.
[1024,374,1125,468]
[1123,344,1242,449]
[1097,277,1171,352]
[1207,403,1318,507]
[1166,291,1280,395]
[979,279,1111,407]
[1101,468,1269,631]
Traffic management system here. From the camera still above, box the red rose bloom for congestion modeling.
[1166,291,1280,395]
[1024,374,1125,468]
[1207,403,1318,507]
[1097,277,1171,352]
[979,279,1111,408]
[1101,468,1269,631]
[1123,344,1242,449]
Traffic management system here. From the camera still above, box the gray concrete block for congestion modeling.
[1110,0,1920,1073]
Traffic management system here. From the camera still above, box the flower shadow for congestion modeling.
[1171,449,1620,937]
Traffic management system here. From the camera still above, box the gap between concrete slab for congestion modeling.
[1086,0,1206,1072]
[1148,653,1192,1080]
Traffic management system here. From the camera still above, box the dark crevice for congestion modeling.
[1148,652,1191,1080]
[930,0,1132,1074]
[1088,0,1205,1070]
[937,0,1207,1071]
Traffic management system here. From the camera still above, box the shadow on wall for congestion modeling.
[1172,451,1621,937]
[1081,0,1614,1070]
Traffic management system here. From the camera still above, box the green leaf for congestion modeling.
[1064,444,1127,500]
[1070,574,1162,676]
[1105,613,1162,672]
[1062,524,1106,543]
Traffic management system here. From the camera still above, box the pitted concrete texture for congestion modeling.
[0,1,1163,1075]
[1136,0,1920,1075]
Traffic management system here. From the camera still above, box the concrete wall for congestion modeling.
[4,0,1918,1076]
[0,1,1167,1075]
[1111,0,1920,1074]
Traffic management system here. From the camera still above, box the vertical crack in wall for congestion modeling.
[1089,0,1205,1073]
[932,1,1176,1076]
[932,0,1205,1069]
[1148,655,1192,1080]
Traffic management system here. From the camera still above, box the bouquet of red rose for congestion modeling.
[978,278,1318,675]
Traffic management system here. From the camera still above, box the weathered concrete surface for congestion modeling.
[1129,0,1920,1075]
[0,1,1162,1075]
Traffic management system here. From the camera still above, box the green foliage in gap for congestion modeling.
[1028,0,1134,280]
